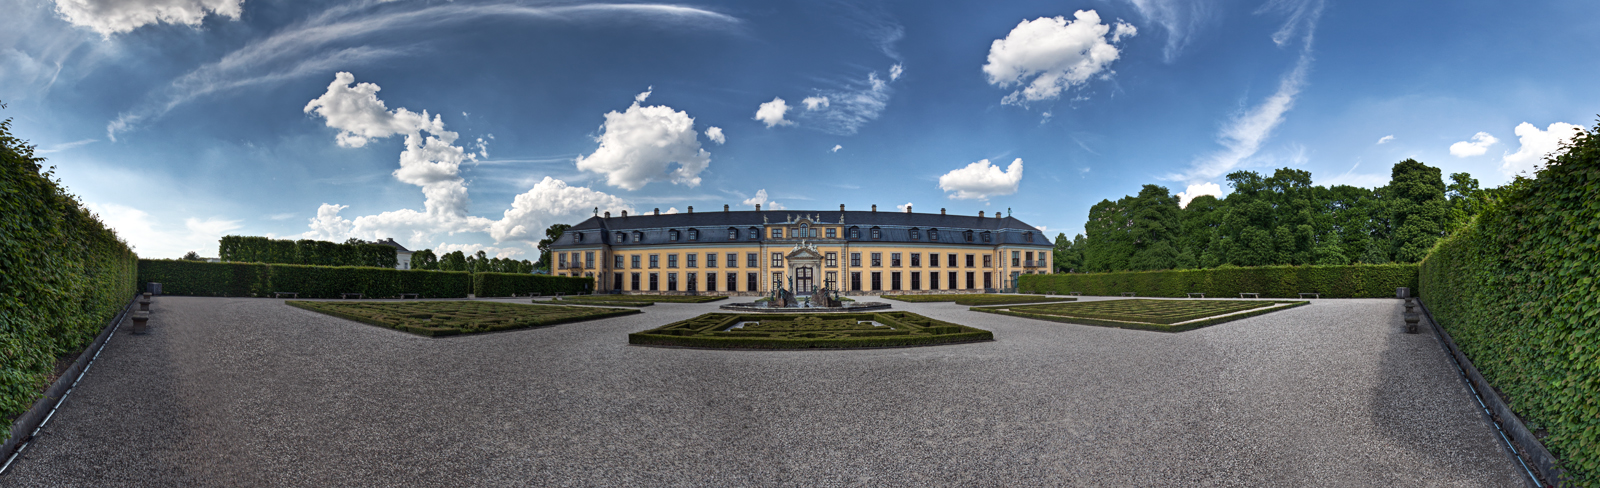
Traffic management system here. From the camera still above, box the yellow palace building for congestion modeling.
[547,204,1053,296]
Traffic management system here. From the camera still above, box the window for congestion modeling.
[891,272,901,291]
[984,272,992,289]
[825,271,837,290]
[911,272,920,290]
[772,272,783,291]
[826,228,836,238]
[633,231,644,242]
[797,224,807,238]
[688,229,699,241]
[704,272,714,292]
[668,254,678,268]
[850,252,861,267]
[747,253,758,268]
[615,232,626,243]
[981,231,992,243]
[871,253,882,267]
[909,228,920,240]
[849,226,860,239]
[747,272,758,292]
[771,228,783,239]
[631,272,640,290]
[890,253,901,267]
[612,273,621,290]
[614,255,624,268]
[1012,251,1021,266]
[686,253,697,268]
[649,254,660,268]
[558,253,567,268]
[727,253,738,268]
[850,272,862,291]
[585,252,594,269]
[707,253,718,268]
[929,228,939,241]
[748,227,760,240]
[949,271,958,290]
[771,252,783,267]
[728,227,739,240]
[964,230,974,242]
[929,253,938,268]
[911,253,921,267]
[686,273,697,292]
[631,255,641,269]
[948,253,958,267]
[966,254,975,268]
[1024,232,1033,242]
[871,272,882,291]
[649,273,659,291]
[983,255,992,268]
[929,271,940,290]
[825,252,838,267]
[667,273,678,291]
[870,226,881,239]
[727,272,738,292]
[573,232,583,243]
[966,271,975,290]
[669,229,680,241]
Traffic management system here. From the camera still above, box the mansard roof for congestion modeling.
[550,209,1051,249]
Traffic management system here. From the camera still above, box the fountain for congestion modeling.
[720,275,891,313]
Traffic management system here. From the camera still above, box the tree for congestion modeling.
[410,249,438,270]
[439,250,468,272]
[181,251,204,261]
[1052,233,1085,273]
[535,223,572,273]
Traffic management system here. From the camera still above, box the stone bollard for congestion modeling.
[131,311,150,335]
[139,299,151,312]
[1403,298,1419,334]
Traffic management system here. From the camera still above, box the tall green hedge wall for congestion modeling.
[217,235,397,268]
[2,117,139,426]
[138,260,470,298]
[1017,264,1417,298]
[1419,122,1599,484]
[472,272,592,297]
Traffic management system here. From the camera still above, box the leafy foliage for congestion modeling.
[218,235,397,268]
[1419,120,1600,485]
[1,112,138,428]
[629,312,993,349]
[1018,264,1417,298]
[138,259,471,298]
[535,223,572,272]
[472,272,593,297]
[286,300,638,336]
[409,249,438,270]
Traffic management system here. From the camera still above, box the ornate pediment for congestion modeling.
[786,241,824,260]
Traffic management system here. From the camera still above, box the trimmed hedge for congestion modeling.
[1419,122,1600,485]
[472,272,592,298]
[629,312,993,349]
[218,235,397,268]
[881,294,1076,306]
[2,116,139,429]
[1017,264,1417,298]
[137,259,470,298]
[285,300,638,337]
[973,300,1308,333]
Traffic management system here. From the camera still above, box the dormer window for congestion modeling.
[615,232,626,243]
[633,231,644,242]
[964,230,974,242]
[870,226,882,239]
[929,228,939,241]
[670,229,680,241]
[573,232,583,242]
[728,227,738,240]
[981,231,992,243]
[1024,232,1032,242]
[909,228,920,240]
[747,227,760,240]
[849,226,860,239]
[688,229,699,240]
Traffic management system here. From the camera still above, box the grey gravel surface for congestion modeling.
[4,296,1526,487]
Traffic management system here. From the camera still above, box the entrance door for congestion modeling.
[795,266,814,294]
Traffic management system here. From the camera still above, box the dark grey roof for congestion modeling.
[373,238,411,253]
[550,210,1050,249]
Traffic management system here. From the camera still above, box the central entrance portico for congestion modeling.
[786,242,824,295]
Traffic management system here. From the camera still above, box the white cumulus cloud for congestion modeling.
[303,72,437,148]
[488,177,631,243]
[754,97,793,128]
[86,202,241,258]
[1449,131,1498,157]
[982,10,1135,105]
[575,89,712,191]
[741,189,784,210]
[938,158,1024,200]
[434,243,525,259]
[830,144,842,153]
[1377,135,1394,144]
[1176,182,1222,208]
[801,96,830,111]
[889,63,903,81]
[1502,122,1583,177]
[54,0,242,36]
[894,202,914,212]
[704,126,725,144]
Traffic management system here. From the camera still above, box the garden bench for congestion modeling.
[554,292,564,297]
[399,293,419,299]
[1068,291,1083,296]
[1239,292,1260,299]
[530,292,541,298]
[1298,293,1321,299]
[272,292,298,299]
[341,293,363,299]
[1120,292,1136,297]
[1187,293,1205,298]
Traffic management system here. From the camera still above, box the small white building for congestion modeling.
[374,238,414,270]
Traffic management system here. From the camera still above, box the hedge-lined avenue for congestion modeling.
[1018,263,1417,298]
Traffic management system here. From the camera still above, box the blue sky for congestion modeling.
[3,0,1596,258]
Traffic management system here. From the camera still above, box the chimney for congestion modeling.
[724,204,730,212]
[604,211,611,218]
[941,208,946,215]
[621,210,628,217]
[756,204,762,211]
[654,208,660,216]
[871,204,877,212]
[688,206,694,213]
[840,204,845,211]
[979,211,985,218]
[905,204,912,213]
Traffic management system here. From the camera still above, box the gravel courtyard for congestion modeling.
[4,296,1527,486]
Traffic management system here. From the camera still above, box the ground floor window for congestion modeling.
[705,272,716,292]
[966,272,975,290]
[747,272,758,292]
[929,271,939,290]
[613,273,622,290]
[871,272,882,291]
[891,272,901,291]
[851,272,861,291]
[948,272,957,290]
[983,272,991,289]
[649,273,659,291]
[686,272,697,292]
[772,272,783,291]
[668,273,679,292]
[825,271,837,290]
[911,272,921,290]
[728,272,739,292]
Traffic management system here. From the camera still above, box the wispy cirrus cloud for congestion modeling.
[105,1,743,140]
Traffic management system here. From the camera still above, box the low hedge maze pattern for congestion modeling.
[286,301,639,337]
[629,312,993,349]
[974,299,1307,333]
[880,294,1077,306]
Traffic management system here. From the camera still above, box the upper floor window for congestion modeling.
[848,226,860,239]
[614,232,626,243]
[909,228,920,240]
[771,252,783,267]
[669,229,680,241]
[910,253,921,267]
[686,253,697,268]
[771,228,783,239]
[825,252,838,267]
[631,255,641,269]
[871,253,882,267]
[667,254,679,268]
[748,227,760,240]
[826,228,837,238]
[929,228,940,241]
[573,232,583,242]
[747,252,759,267]
[850,252,861,267]
[614,255,624,268]
[728,227,739,240]
[963,230,974,242]
[1023,231,1033,242]
[981,231,992,243]
[870,226,882,240]
[890,253,901,267]
[633,231,644,242]
[688,229,699,241]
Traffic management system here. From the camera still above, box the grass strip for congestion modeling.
[286,300,640,337]
[972,300,1309,333]
[880,294,1078,306]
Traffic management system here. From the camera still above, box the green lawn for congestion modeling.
[555,295,728,305]
[629,311,993,349]
[880,294,1077,306]
[972,299,1308,332]
[287,300,639,336]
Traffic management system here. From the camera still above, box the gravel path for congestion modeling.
[4,296,1527,487]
